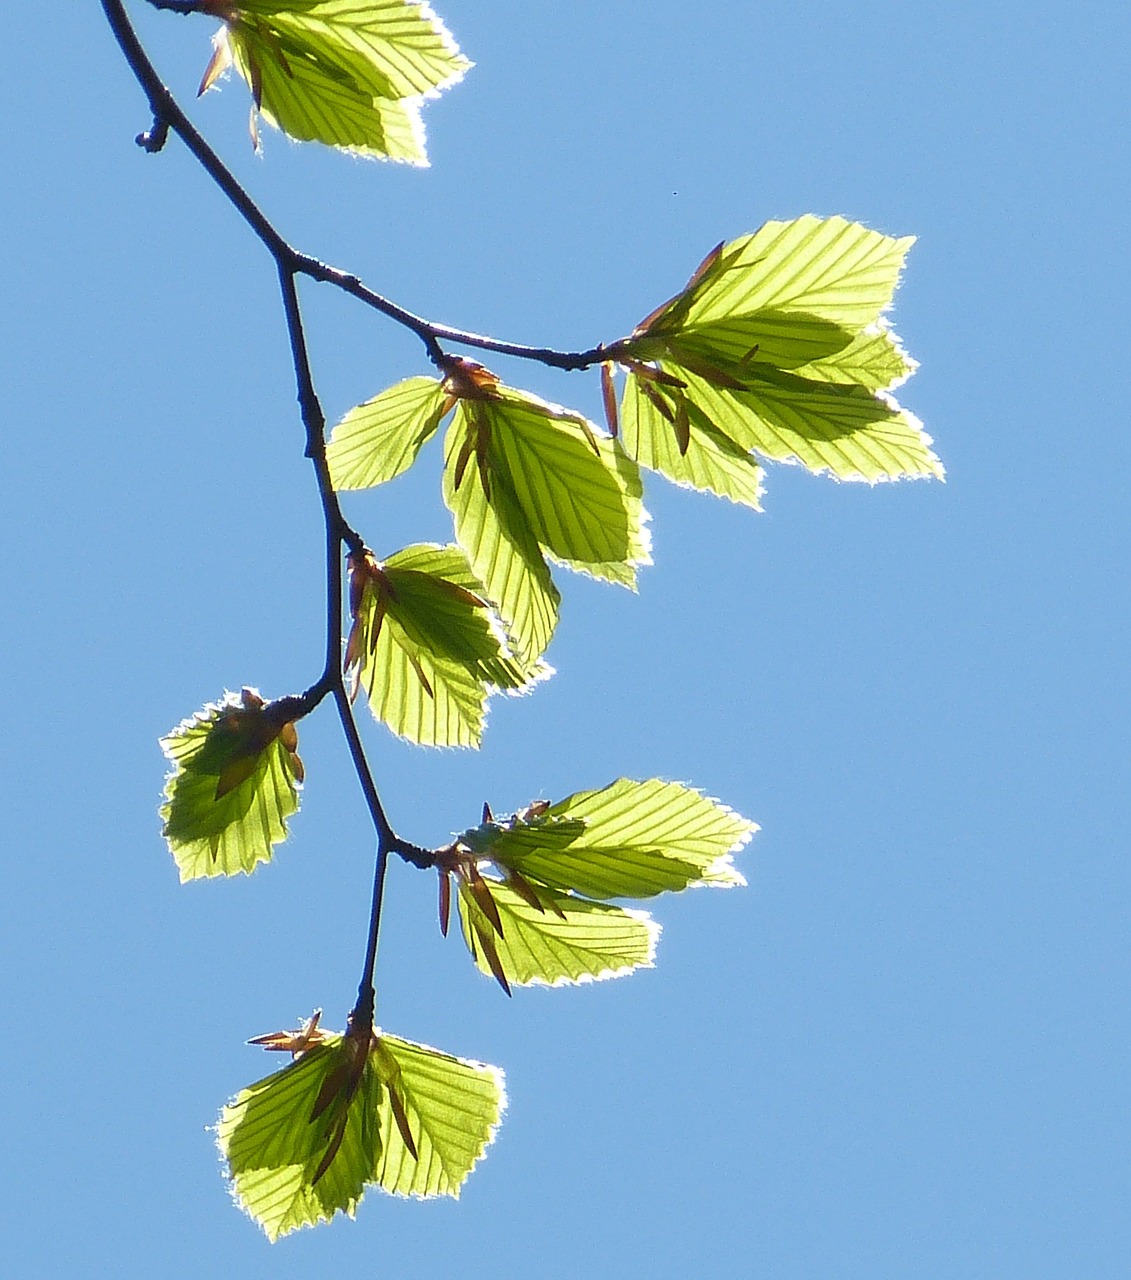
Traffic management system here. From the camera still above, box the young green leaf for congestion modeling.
[457,875,660,988]
[200,0,471,160]
[218,1035,380,1241]
[218,1022,505,1239]
[618,373,765,508]
[639,215,915,344]
[472,778,754,901]
[345,544,545,747]
[668,363,943,483]
[368,1034,506,1198]
[327,376,453,490]
[441,405,561,669]
[615,215,942,490]
[160,689,304,882]
[441,366,650,663]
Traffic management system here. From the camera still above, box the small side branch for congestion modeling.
[136,113,170,152]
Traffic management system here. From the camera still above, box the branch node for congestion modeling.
[393,840,439,871]
[136,115,170,153]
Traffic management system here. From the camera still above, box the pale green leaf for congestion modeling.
[213,0,470,160]
[382,544,542,689]
[221,23,428,161]
[369,1034,506,1198]
[327,377,451,490]
[794,325,917,391]
[458,877,659,987]
[442,413,561,668]
[475,389,651,587]
[160,691,303,882]
[484,778,754,900]
[348,544,541,747]
[227,0,470,100]
[672,363,944,483]
[218,1026,505,1239]
[646,216,915,338]
[218,1037,382,1241]
[618,372,765,508]
[441,384,649,660]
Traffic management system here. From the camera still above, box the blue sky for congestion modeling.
[2,2,1128,1276]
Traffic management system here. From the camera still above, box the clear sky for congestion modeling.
[3,1,1128,1276]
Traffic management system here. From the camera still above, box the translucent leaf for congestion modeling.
[346,544,542,747]
[442,414,560,669]
[468,389,651,587]
[369,1034,505,1198]
[618,371,765,508]
[160,690,303,882]
[441,382,650,660]
[458,876,659,987]
[217,1037,380,1241]
[643,216,915,339]
[479,778,754,900]
[795,325,917,391]
[221,25,425,161]
[211,0,471,160]
[327,377,451,490]
[668,363,943,483]
[218,1025,504,1239]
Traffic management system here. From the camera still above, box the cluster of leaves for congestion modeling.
[161,700,753,1235]
[196,0,470,160]
[329,360,650,708]
[219,1012,505,1239]
[146,0,940,1244]
[610,215,941,495]
[160,688,304,881]
[441,778,753,992]
[323,216,938,748]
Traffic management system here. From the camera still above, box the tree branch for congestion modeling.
[103,0,621,375]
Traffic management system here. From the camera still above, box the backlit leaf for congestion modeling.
[464,389,650,586]
[160,689,303,882]
[476,778,754,900]
[618,371,765,508]
[441,380,650,662]
[218,1036,379,1241]
[670,363,943,483]
[346,544,543,747]
[442,412,560,669]
[203,0,470,160]
[641,215,914,340]
[369,1034,505,1198]
[327,377,451,490]
[218,1024,504,1239]
[457,876,659,987]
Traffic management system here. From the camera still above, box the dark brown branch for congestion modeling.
[103,0,533,1024]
